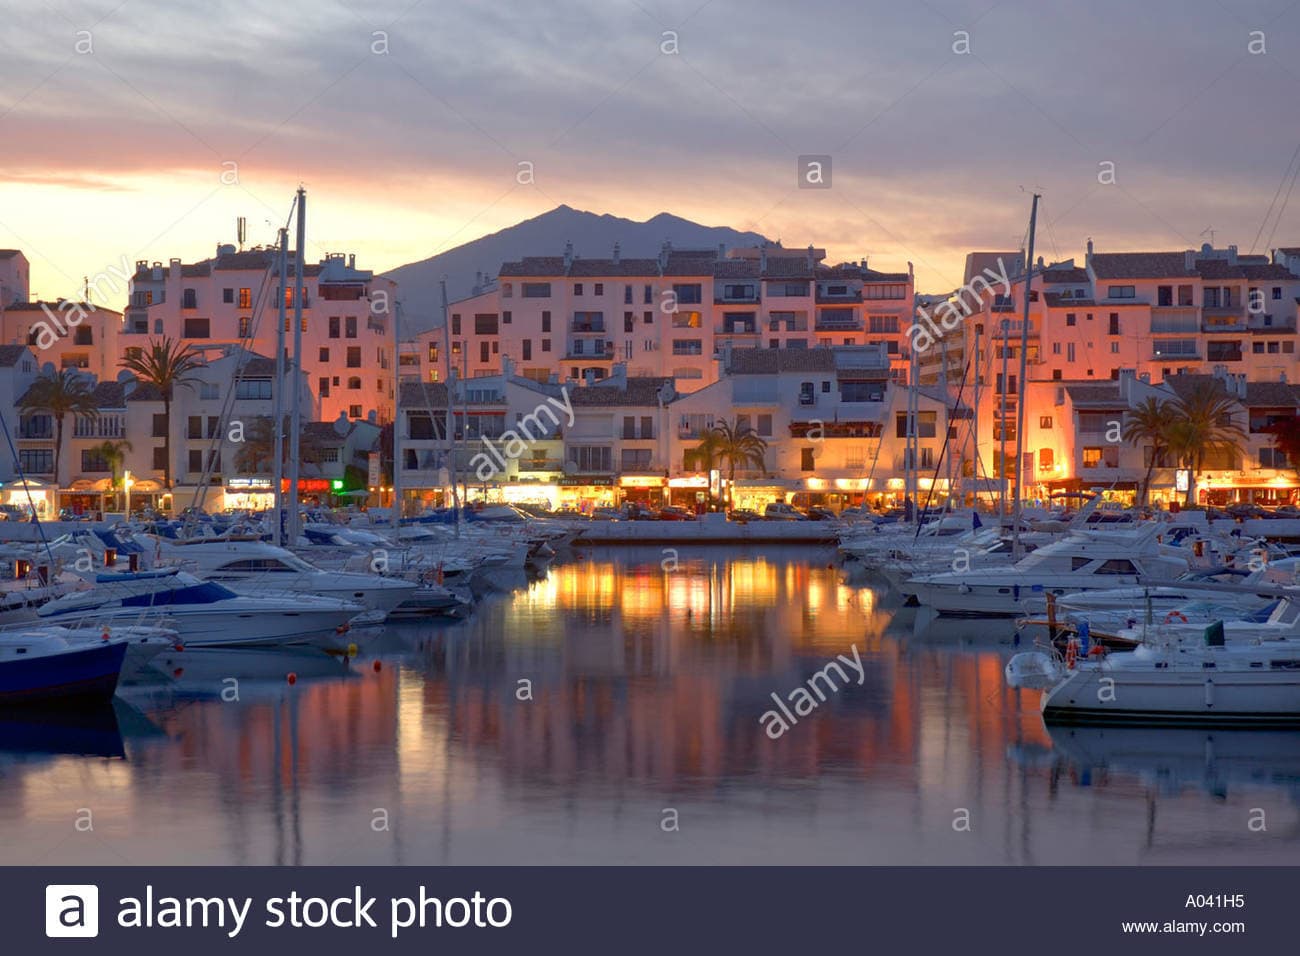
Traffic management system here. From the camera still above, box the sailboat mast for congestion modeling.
[271,226,288,547]
[440,279,462,539]
[391,300,403,526]
[1012,193,1041,558]
[286,187,306,544]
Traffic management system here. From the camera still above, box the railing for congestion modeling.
[814,317,863,331]
[1248,314,1298,332]
[570,321,606,333]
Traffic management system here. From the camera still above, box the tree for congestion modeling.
[1121,396,1178,506]
[232,415,325,476]
[119,338,203,489]
[19,369,99,485]
[97,439,133,510]
[1166,382,1247,505]
[1265,415,1300,479]
[706,418,768,508]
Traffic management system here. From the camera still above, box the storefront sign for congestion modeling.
[1175,469,1191,493]
[368,452,380,488]
[668,476,708,489]
[619,475,665,488]
[227,477,272,491]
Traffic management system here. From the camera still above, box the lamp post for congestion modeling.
[123,470,133,518]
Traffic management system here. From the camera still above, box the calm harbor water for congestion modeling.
[2,546,1298,866]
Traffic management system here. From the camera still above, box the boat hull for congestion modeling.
[1042,666,1300,726]
[0,641,127,703]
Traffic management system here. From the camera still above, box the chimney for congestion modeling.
[563,240,574,271]
[806,244,815,269]
[612,362,628,388]
[151,261,163,281]
[1118,367,1135,400]
[1085,238,1094,270]
[612,242,620,265]
[583,368,595,387]
[1228,245,1238,265]
[760,246,768,272]
[1185,250,1196,271]
[348,253,355,269]
[717,243,726,260]
[860,258,868,271]
[501,354,514,378]
[658,240,672,271]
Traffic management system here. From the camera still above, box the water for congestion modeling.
[2,546,1298,865]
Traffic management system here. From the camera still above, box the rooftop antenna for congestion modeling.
[237,216,247,251]
[1200,226,1215,246]
[83,275,90,303]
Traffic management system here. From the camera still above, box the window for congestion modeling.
[234,378,273,400]
[1274,286,1283,300]
[19,449,53,473]
[502,310,511,325]
[1157,285,1172,306]
[725,284,755,299]
[200,382,218,400]
[567,445,613,472]
[1153,338,1198,357]
[1065,313,1076,326]
[319,377,330,398]
[238,288,252,309]
[188,449,221,474]
[81,448,110,472]
[152,446,167,470]
[1067,343,1076,362]
[541,311,551,333]
[672,283,703,305]
[329,316,340,338]
[474,314,499,335]
[867,315,899,333]
[594,283,603,296]
[183,317,210,338]
[541,338,551,352]
[74,327,93,345]
[644,284,653,304]
[152,414,167,438]
[1082,447,1106,468]
[1261,447,1289,469]
[480,342,490,363]
[1108,313,1120,335]
[672,311,702,328]
[182,288,197,309]
[238,317,251,338]
[522,340,532,361]
[757,414,773,436]
[624,285,633,304]
[319,347,329,362]
[1207,341,1242,362]
[522,283,551,298]
[346,347,361,367]
[573,283,584,296]
[1107,285,1136,299]
[502,282,513,298]
[621,449,652,470]
[223,288,234,304]
[345,316,357,338]
[800,448,815,471]
[863,284,906,299]
[347,377,362,390]
[186,415,203,439]
[1110,341,1120,354]
[1097,559,1138,575]
[1039,448,1054,470]
[643,310,652,324]
[1039,416,1053,429]
[671,339,703,355]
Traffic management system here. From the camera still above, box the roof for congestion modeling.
[234,357,277,377]
[124,381,163,402]
[301,421,350,446]
[399,380,450,408]
[92,382,126,408]
[2,300,122,317]
[498,257,567,278]
[1043,292,1096,308]
[1090,252,1193,280]
[1041,266,1089,284]
[727,348,835,374]
[0,250,23,260]
[568,377,674,407]
[134,250,324,281]
[761,256,815,279]
[567,258,659,277]
[0,345,30,367]
[1064,383,1124,407]
[1244,381,1300,407]
[1160,374,1232,403]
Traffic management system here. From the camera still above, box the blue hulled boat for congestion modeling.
[0,632,128,703]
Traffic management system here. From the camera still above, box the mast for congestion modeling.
[440,279,462,538]
[271,227,288,547]
[999,315,1009,519]
[286,187,305,545]
[391,300,402,527]
[971,322,980,514]
[906,338,919,522]
[1012,193,1041,559]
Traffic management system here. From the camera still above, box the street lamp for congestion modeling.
[123,470,133,517]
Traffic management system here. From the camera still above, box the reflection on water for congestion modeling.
[1,547,1297,865]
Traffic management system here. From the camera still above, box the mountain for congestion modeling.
[383,205,770,333]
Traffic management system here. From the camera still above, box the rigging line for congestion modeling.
[1251,139,1300,253]
[0,402,55,566]
[914,346,972,541]
[1262,150,1300,254]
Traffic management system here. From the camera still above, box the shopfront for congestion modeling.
[558,476,617,513]
[62,477,113,517]
[0,477,55,519]
[667,474,713,511]
[224,477,276,511]
[619,474,668,508]
[792,477,873,513]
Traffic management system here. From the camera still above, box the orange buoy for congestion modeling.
[287,672,298,685]
[372,660,382,672]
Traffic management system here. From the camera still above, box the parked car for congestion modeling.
[657,505,696,521]
[728,509,763,523]
[1225,502,1267,519]
[804,507,837,521]
[591,507,624,520]
[764,502,808,521]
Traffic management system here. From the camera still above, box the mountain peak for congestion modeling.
[384,208,770,332]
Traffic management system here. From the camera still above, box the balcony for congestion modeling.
[1149,306,1199,333]
[715,324,760,337]
[815,316,863,332]
[715,293,760,305]
[1248,314,1298,333]
[1202,309,1247,333]
[564,346,615,361]
[570,319,606,334]
[991,319,1037,337]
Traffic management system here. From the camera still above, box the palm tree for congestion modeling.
[119,337,203,489]
[706,418,768,508]
[1166,382,1247,506]
[97,439,133,510]
[19,369,99,485]
[233,415,323,474]
[683,426,726,510]
[1121,396,1178,506]
[1265,415,1300,479]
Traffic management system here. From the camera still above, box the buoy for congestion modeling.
[173,668,184,678]
[348,643,359,657]
[287,672,298,685]
[373,660,382,672]
[101,625,111,642]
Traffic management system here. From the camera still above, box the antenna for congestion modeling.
[1200,226,1215,246]
[237,216,247,250]
[83,276,90,303]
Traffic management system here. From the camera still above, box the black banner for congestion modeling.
[9,866,1293,953]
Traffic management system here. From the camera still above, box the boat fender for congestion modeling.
[1065,639,1078,670]
[1164,610,1188,624]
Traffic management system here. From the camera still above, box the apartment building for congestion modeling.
[125,245,397,424]
[413,242,915,388]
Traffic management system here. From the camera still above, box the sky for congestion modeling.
[1,0,1298,298]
